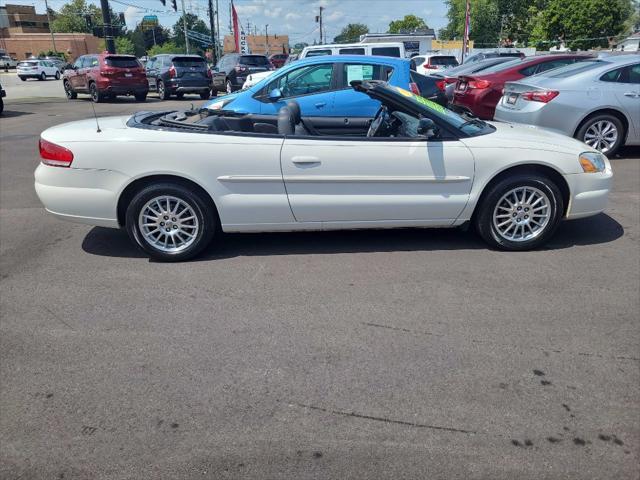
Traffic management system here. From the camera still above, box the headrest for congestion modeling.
[286,100,302,124]
[277,106,295,135]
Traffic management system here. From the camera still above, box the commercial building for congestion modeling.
[222,34,289,55]
[0,4,100,61]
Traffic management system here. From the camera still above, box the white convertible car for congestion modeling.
[35,81,612,261]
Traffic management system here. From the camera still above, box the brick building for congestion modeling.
[0,4,100,61]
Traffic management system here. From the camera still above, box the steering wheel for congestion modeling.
[367,106,388,137]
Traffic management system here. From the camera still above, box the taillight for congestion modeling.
[468,79,491,89]
[100,68,115,76]
[423,63,439,70]
[168,65,176,78]
[409,82,420,95]
[444,77,457,84]
[521,90,559,103]
[206,68,212,78]
[39,138,73,167]
[435,80,446,91]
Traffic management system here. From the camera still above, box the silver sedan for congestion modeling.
[495,54,640,157]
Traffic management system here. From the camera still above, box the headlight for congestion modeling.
[579,152,606,173]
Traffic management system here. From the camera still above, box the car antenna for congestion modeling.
[89,102,101,133]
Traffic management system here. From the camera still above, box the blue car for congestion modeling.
[203,55,445,135]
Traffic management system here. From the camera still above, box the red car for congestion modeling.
[63,52,148,103]
[269,53,288,69]
[453,54,593,119]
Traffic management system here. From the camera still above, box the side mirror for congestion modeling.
[417,118,439,138]
[268,88,282,101]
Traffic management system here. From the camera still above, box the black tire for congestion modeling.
[225,79,233,94]
[55,71,60,80]
[89,82,103,103]
[475,173,563,251]
[176,92,185,100]
[125,183,217,262]
[39,71,46,81]
[19,76,26,81]
[575,113,625,157]
[200,90,211,100]
[0,97,3,115]
[157,80,170,100]
[134,92,147,102]
[63,80,77,99]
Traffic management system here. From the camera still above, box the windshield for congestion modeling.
[532,59,607,78]
[172,57,206,68]
[105,56,140,68]
[240,55,269,66]
[430,56,458,66]
[477,58,524,74]
[391,86,493,136]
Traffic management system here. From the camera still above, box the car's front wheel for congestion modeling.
[200,90,211,100]
[63,80,77,99]
[475,174,563,251]
[225,79,233,94]
[19,76,26,81]
[125,183,217,261]
[134,92,147,102]
[576,114,624,157]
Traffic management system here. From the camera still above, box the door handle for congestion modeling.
[623,92,639,98]
[292,156,321,166]
[315,102,326,108]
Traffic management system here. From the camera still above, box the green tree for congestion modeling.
[115,37,135,55]
[529,0,633,49]
[50,0,101,33]
[334,23,369,43]
[173,13,210,48]
[440,0,500,46]
[147,41,182,56]
[388,15,428,34]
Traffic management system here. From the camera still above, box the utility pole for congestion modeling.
[265,24,269,55]
[99,0,115,53]
[215,0,220,60]
[181,0,190,54]
[315,6,323,44]
[208,0,217,64]
[43,0,57,53]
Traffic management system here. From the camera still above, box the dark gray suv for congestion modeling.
[212,54,273,93]
[145,54,211,100]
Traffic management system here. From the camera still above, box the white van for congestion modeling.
[299,42,406,59]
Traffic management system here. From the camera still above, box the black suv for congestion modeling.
[145,54,211,100]
[212,54,272,94]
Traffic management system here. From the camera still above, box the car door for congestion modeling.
[68,57,83,88]
[258,62,338,134]
[279,125,475,224]
[78,56,94,91]
[331,62,395,135]
[601,63,640,142]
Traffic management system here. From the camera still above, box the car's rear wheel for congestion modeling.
[89,82,103,103]
[475,174,563,251]
[63,80,77,99]
[225,79,232,94]
[39,72,46,81]
[125,183,217,262]
[54,71,60,80]
[200,90,211,100]
[157,80,170,100]
[176,92,185,100]
[134,92,147,102]
[576,114,624,157]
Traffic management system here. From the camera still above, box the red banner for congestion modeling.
[232,1,240,53]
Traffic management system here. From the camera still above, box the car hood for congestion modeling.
[465,120,590,154]
[203,91,242,110]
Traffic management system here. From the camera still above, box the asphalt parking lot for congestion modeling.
[1,95,639,479]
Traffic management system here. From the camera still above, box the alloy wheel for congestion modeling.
[226,80,232,94]
[493,186,550,242]
[583,120,618,153]
[138,195,199,253]
[64,81,72,98]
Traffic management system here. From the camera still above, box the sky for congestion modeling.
[3,0,450,45]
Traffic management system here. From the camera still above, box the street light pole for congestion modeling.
[181,0,190,54]
[208,0,217,64]
[43,0,57,53]
[265,24,269,55]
